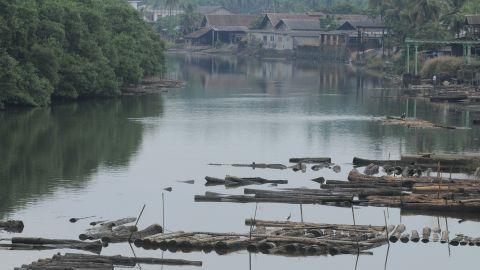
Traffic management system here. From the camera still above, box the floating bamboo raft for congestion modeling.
[16,253,202,270]
[134,219,389,256]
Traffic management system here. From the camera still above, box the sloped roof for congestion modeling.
[203,14,259,28]
[338,18,385,30]
[466,15,480,25]
[185,27,211,39]
[197,5,232,15]
[263,13,313,28]
[276,19,322,31]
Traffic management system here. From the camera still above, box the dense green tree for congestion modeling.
[0,0,165,108]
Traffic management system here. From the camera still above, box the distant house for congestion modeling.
[465,15,480,39]
[337,18,387,50]
[257,13,324,30]
[186,14,259,45]
[197,6,234,15]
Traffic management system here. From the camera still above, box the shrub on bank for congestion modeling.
[420,56,479,81]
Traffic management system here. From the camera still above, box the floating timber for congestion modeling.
[0,220,24,233]
[205,176,288,188]
[16,253,202,270]
[79,217,161,244]
[231,163,287,170]
[353,153,480,172]
[289,157,332,164]
[0,238,102,254]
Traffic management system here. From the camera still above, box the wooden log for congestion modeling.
[0,220,24,233]
[401,154,480,171]
[289,157,331,164]
[97,217,136,228]
[102,224,163,243]
[410,230,420,242]
[388,224,406,243]
[459,236,469,246]
[60,253,202,266]
[440,231,449,244]
[231,163,287,170]
[9,238,102,253]
[421,227,431,243]
[432,233,439,242]
[400,233,410,243]
[245,219,386,232]
[450,235,463,246]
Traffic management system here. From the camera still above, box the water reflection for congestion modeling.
[0,96,163,218]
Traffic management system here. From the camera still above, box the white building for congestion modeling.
[127,0,141,10]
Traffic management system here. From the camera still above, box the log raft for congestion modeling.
[16,253,202,270]
[135,219,389,256]
[1,237,103,254]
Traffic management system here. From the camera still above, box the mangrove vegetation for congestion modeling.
[0,0,165,108]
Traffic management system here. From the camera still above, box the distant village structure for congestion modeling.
[182,10,388,61]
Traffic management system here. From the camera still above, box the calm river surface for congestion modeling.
[1,53,480,269]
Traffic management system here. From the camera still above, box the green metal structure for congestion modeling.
[405,38,480,75]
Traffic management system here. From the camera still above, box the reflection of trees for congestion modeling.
[168,53,480,156]
[0,96,163,218]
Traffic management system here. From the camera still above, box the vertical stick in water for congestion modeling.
[383,210,390,246]
[445,218,451,256]
[351,205,359,252]
[300,192,304,224]
[249,203,258,239]
[129,204,146,242]
[162,193,165,231]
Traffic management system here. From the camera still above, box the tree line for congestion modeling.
[0,0,165,108]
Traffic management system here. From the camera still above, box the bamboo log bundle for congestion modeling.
[289,157,331,164]
[0,220,24,233]
[7,238,102,254]
[422,227,431,243]
[411,230,420,242]
[16,253,202,269]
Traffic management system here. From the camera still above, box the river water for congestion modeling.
[1,53,480,269]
